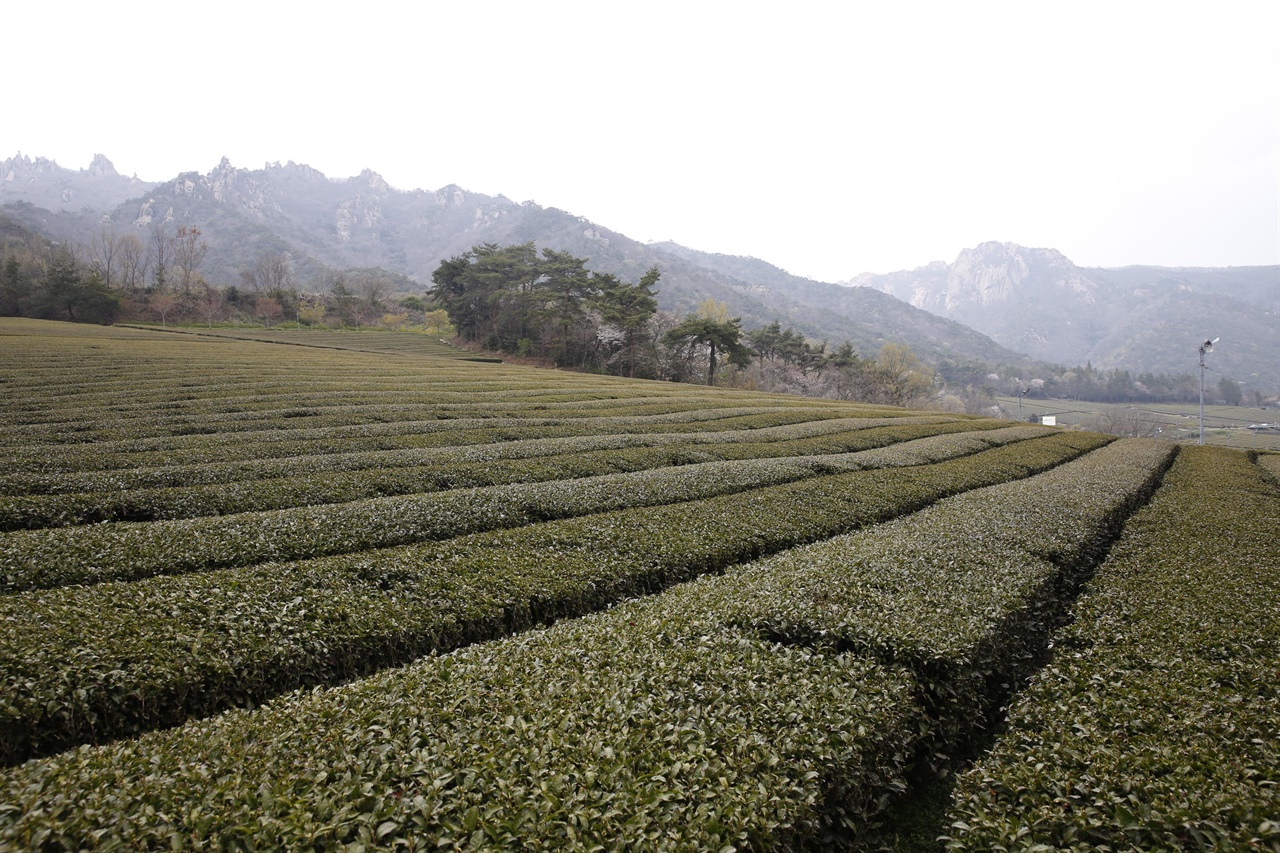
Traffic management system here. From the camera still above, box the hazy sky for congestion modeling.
[4,1,1277,281]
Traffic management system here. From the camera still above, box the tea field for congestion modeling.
[0,319,1275,851]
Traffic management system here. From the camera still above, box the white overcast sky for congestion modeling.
[4,1,1278,281]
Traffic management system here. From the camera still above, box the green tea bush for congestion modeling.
[0,425,1035,590]
[0,407,854,476]
[0,420,996,529]
[0,586,924,851]
[943,446,1280,851]
[1259,452,1280,484]
[0,432,1103,763]
[0,436,1175,850]
[720,438,1176,750]
[0,412,940,488]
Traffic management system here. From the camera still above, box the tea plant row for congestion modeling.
[0,413,958,498]
[0,438,1174,849]
[0,432,1105,765]
[1,407,863,474]
[943,446,1280,851]
[0,424,1039,589]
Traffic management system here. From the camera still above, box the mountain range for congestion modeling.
[3,153,1276,390]
[851,243,1278,387]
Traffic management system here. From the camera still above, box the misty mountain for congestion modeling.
[0,155,1030,369]
[644,243,1025,366]
[853,242,1278,389]
[1,154,158,215]
[2,155,1273,386]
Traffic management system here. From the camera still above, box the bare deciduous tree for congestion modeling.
[119,234,146,291]
[354,271,390,312]
[198,285,225,328]
[874,343,935,406]
[148,222,172,291]
[241,251,293,298]
[89,225,122,289]
[151,292,178,326]
[173,226,208,293]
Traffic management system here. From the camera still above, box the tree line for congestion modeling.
[429,242,660,376]
[0,217,437,332]
[425,243,943,405]
[425,245,1264,409]
[0,224,1261,409]
[0,218,209,325]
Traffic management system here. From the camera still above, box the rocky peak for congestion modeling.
[87,154,117,177]
[284,161,326,180]
[357,169,390,196]
[945,241,1098,309]
[205,157,242,202]
[2,153,55,183]
[437,185,467,207]
[2,152,159,212]
[134,156,278,219]
[945,242,1033,307]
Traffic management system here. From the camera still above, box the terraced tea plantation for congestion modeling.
[0,318,1275,851]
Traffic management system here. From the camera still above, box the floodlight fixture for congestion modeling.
[1199,336,1220,445]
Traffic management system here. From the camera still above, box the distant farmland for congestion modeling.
[1,319,1275,851]
[998,394,1280,452]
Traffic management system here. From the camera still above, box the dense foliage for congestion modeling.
[943,446,1280,851]
[0,245,119,324]
[0,435,1173,850]
[0,418,980,530]
[429,242,660,374]
[0,428,1096,763]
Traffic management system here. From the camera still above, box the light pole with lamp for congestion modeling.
[1199,337,1218,445]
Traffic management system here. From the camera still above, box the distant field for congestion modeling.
[115,322,499,360]
[1,319,1275,851]
[999,394,1280,451]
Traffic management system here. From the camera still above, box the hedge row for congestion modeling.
[0,346,772,400]
[0,414,959,498]
[2,358,860,404]
[0,391,740,424]
[0,338,678,388]
[0,593,923,851]
[943,446,1280,851]
[0,408,877,477]
[2,403,784,465]
[0,420,1001,530]
[0,385,795,424]
[1259,452,1280,484]
[0,438,1175,849]
[0,431,1106,764]
[6,388,845,422]
[720,437,1176,750]
[0,424,1032,590]
[2,402,838,448]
